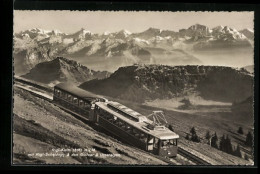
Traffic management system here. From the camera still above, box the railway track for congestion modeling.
[240,146,253,156]
[13,77,212,165]
[178,147,211,165]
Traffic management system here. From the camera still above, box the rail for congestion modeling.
[178,147,211,165]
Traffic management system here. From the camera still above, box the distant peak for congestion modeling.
[55,57,83,67]
[118,29,132,35]
[51,29,63,35]
[103,31,111,35]
[27,28,51,34]
[188,24,209,30]
[192,23,206,27]
[241,28,254,33]
[79,28,91,33]
[213,25,224,30]
[147,27,160,31]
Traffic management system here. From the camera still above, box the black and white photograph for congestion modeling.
[12,9,255,166]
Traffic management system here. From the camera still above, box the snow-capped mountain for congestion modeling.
[113,29,132,39]
[179,24,212,38]
[15,28,65,39]
[239,28,254,40]
[63,28,94,41]
[212,26,246,40]
[13,24,253,75]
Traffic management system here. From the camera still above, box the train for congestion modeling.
[53,82,179,157]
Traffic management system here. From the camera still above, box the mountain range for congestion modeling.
[13,24,253,75]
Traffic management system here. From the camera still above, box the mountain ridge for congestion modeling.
[22,57,111,85]
[79,64,253,103]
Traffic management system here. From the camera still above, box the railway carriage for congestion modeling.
[94,101,179,157]
[53,83,179,157]
[53,83,105,120]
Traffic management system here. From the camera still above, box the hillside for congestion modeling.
[231,96,254,123]
[79,65,253,103]
[22,57,110,85]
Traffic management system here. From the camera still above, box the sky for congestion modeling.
[14,11,254,34]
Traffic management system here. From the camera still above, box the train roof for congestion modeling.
[107,101,148,122]
[95,101,179,140]
[55,82,100,100]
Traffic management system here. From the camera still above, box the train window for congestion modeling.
[54,89,58,95]
[108,117,114,122]
[161,140,170,148]
[113,116,117,122]
[147,136,154,151]
[140,133,147,143]
[61,91,66,99]
[56,90,61,97]
[67,95,72,102]
[104,113,110,120]
[101,110,107,117]
[125,124,132,133]
[105,112,114,122]
[169,139,177,146]
[79,100,84,107]
[84,102,90,107]
[73,98,78,104]
[120,121,126,129]
[115,119,123,127]
[154,138,159,148]
[99,109,104,115]
[132,128,140,138]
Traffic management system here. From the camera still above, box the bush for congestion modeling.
[191,134,200,143]
[237,127,244,134]
[168,124,174,132]
[219,134,233,154]
[205,131,211,140]
[190,127,196,135]
[211,132,218,149]
[185,134,190,140]
[244,154,249,161]
[233,144,242,158]
[189,127,200,143]
[245,131,253,147]
[178,98,192,110]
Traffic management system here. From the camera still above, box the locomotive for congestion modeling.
[53,82,179,157]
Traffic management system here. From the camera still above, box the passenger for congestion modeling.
[162,140,169,148]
